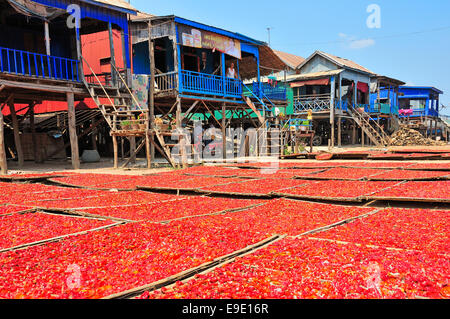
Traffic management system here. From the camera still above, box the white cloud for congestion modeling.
[338,33,376,50]
[349,38,376,49]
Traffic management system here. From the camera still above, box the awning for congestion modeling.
[7,0,65,21]
[290,78,329,88]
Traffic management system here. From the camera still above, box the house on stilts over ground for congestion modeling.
[129,14,289,166]
[0,0,140,173]
[260,50,406,148]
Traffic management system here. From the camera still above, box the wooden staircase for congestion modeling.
[81,56,146,133]
[81,57,154,168]
[347,105,390,147]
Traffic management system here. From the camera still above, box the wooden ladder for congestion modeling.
[347,105,390,147]
[81,56,144,131]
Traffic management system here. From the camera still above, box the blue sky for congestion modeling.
[130,0,450,115]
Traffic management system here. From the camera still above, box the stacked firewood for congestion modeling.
[389,126,446,146]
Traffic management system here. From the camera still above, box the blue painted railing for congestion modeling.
[252,82,287,101]
[399,108,439,118]
[0,46,80,82]
[179,70,242,98]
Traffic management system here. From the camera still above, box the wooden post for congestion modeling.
[330,76,336,148]
[362,129,365,147]
[74,20,84,82]
[0,105,7,175]
[108,22,117,86]
[145,130,151,169]
[176,96,187,168]
[29,104,39,163]
[91,119,98,150]
[222,103,226,160]
[352,122,356,145]
[112,114,118,169]
[8,98,24,167]
[44,22,51,56]
[67,92,80,169]
[129,136,136,164]
[434,119,438,139]
[148,23,156,165]
[121,29,128,84]
[337,116,341,147]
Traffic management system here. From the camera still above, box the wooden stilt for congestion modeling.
[330,76,336,148]
[112,114,118,168]
[145,130,151,169]
[176,96,187,168]
[29,103,39,163]
[9,97,24,167]
[129,136,136,164]
[148,23,156,165]
[222,103,226,160]
[352,121,356,145]
[361,128,365,147]
[0,105,7,175]
[67,92,80,170]
[337,116,341,147]
[91,119,98,151]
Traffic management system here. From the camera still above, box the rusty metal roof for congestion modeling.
[297,50,375,75]
[272,50,305,70]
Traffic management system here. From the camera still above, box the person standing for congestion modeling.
[226,62,238,79]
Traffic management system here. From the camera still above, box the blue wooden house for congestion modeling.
[397,86,443,118]
[129,14,288,163]
[0,0,138,172]
[274,50,396,147]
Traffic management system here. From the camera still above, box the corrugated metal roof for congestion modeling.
[173,16,266,45]
[82,0,137,14]
[285,69,344,82]
[272,50,305,70]
[399,86,444,94]
[297,51,375,75]
[130,11,155,21]
[317,51,375,74]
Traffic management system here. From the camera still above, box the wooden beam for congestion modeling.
[8,97,24,167]
[181,100,200,121]
[121,138,145,168]
[67,92,80,169]
[0,79,86,94]
[244,97,264,125]
[201,101,222,128]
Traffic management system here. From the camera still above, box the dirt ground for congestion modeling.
[4,145,450,175]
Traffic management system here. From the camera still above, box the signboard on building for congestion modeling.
[178,24,241,59]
